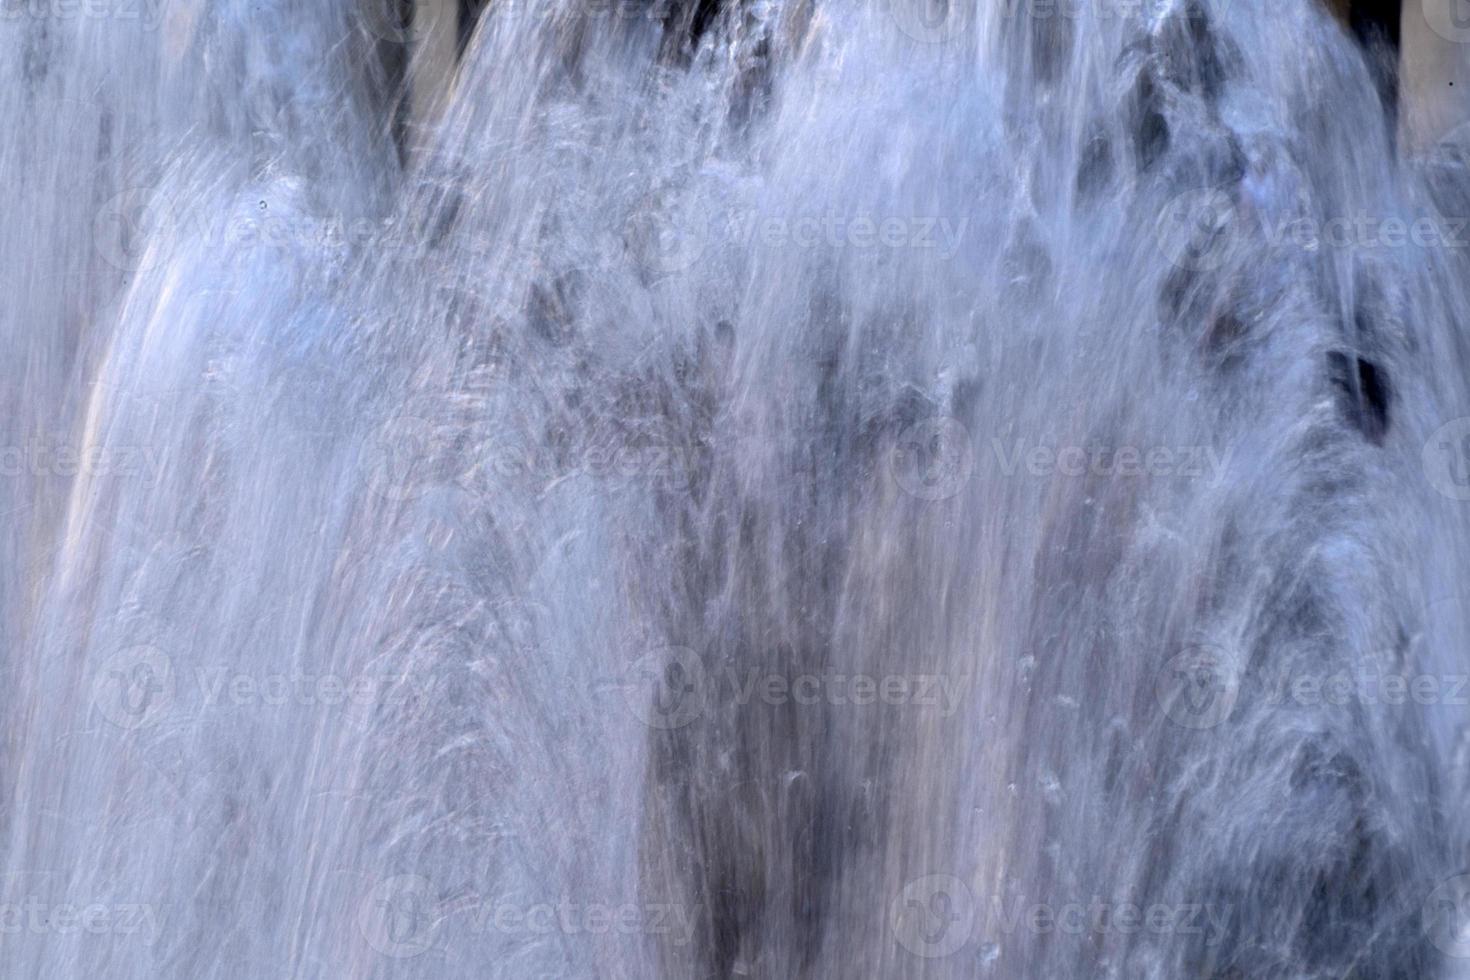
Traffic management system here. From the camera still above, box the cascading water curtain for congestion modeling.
[4,0,1470,976]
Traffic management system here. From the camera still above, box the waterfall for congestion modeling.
[4,0,1470,976]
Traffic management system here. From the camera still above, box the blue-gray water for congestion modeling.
[5,0,1470,976]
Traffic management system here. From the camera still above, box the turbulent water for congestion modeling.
[5,0,1470,976]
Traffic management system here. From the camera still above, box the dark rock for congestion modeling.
[1328,350,1392,445]
[1130,71,1171,173]
[1075,130,1115,200]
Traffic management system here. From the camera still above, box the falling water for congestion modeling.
[5,0,1470,976]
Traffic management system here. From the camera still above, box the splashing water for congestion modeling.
[5,0,1470,976]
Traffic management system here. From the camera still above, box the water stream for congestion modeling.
[4,0,1470,976]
